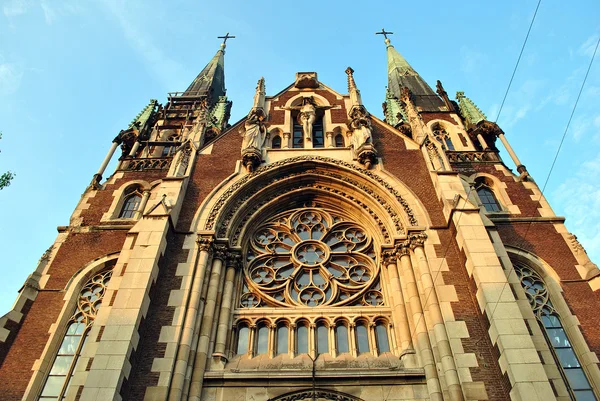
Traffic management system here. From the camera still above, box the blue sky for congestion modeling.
[0,0,598,314]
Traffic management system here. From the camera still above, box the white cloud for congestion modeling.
[578,34,599,58]
[554,154,600,263]
[497,79,545,129]
[3,0,30,17]
[0,62,24,95]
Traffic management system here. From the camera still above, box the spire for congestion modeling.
[184,42,227,100]
[456,91,486,126]
[251,77,266,111]
[127,99,158,133]
[345,67,363,108]
[383,35,445,112]
[383,87,407,127]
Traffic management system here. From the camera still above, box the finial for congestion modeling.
[217,32,236,49]
[376,28,394,46]
[345,67,356,92]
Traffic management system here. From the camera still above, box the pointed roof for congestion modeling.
[127,99,158,132]
[384,38,444,112]
[184,43,226,99]
[456,91,486,126]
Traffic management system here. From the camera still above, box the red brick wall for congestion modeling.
[372,120,447,227]
[0,292,67,400]
[80,170,167,225]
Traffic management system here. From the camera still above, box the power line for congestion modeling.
[495,0,542,123]
[489,34,599,321]
[404,0,544,355]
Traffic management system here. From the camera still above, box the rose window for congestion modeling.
[241,207,382,308]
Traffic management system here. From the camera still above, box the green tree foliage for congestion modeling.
[0,132,15,190]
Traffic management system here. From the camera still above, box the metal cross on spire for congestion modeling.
[375,28,394,40]
[217,32,236,46]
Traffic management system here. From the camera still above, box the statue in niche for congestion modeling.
[349,107,372,149]
[285,96,331,142]
[241,108,268,151]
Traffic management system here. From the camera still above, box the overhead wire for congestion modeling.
[488,34,599,321]
[403,0,543,355]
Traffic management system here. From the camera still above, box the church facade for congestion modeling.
[1,35,600,401]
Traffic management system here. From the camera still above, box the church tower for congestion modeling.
[1,32,599,401]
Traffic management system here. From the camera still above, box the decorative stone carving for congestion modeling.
[213,244,228,261]
[268,389,362,401]
[348,106,377,168]
[425,137,445,171]
[294,72,320,89]
[241,109,268,152]
[408,232,427,250]
[197,236,214,252]
[204,155,419,236]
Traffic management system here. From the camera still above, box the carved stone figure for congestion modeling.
[298,97,317,141]
[349,108,372,149]
[241,109,267,151]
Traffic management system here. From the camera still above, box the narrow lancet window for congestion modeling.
[317,323,328,355]
[297,324,309,354]
[336,323,349,354]
[256,324,269,355]
[119,189,142,219]
[375,323,390,353]
[356,323,370,354]
[39,269,112,401]
[236,325,249,355]
[277,325,288,355]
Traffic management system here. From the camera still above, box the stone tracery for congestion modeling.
[240,207,382,308]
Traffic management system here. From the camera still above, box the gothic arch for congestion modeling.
[268,388,363,401]
[505,246,600,396]
[23,253,119,401]
[193,156,429,245]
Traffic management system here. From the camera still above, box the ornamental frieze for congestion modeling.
[204,155,418,235]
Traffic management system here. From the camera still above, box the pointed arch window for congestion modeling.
[433,125,455,151]
[38,269,112,401]
[276,324,288,355]
[317,322,329,355]
[119,187,142,219]
[292,120,304,149]
[297,323,309,354]
[272,135,282,149]
[355,322,370,354]
[313,117,324,148]
[475,178,501,212]
[336,322,350,354]
[236,324,250,355]
[375,322,390,353]
[256,324,269,355]
[515,263,597,400]
[334,133,345,148]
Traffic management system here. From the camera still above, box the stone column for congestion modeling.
[128,140,141,157]
[383,249,415,364]
[282,132,291,149]
[349,322,358,358]
[398,242,443,401]
[168,236,213,401]
[326,131,334,148]
[498,132,527,174]
[410,233,464,401]
[309,323,317,359]
[212,253,239,366]
[134,190,151,220]
[188,244,227,401]
[476,133,489,150]
[94,139,120,183]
